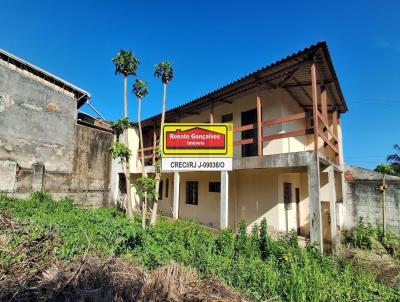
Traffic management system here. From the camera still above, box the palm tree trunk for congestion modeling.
[138,97,147,229]
[123,75,133,218]
[151,83,167,225]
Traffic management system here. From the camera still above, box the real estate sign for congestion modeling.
[161,123,233,171]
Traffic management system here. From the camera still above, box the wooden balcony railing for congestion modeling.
[233,124,254,146]
[232,108,339,164]
[138,107,340,167]
[137,145,159,166]
[233,112,314,156]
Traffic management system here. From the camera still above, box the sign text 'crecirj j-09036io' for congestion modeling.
[161,123,233,171]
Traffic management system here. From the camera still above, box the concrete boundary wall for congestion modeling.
[344,166,400,235]
[0,58,113,207]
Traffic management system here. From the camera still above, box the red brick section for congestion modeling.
[344,170,354,181]
[46,103,57,111]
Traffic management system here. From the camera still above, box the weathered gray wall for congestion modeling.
[0,60,113,207]
[0,63,76,172]
[344,166,400,235]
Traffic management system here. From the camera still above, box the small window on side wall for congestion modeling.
[165,178,169,198]
[209,182,221,192]
[221,113,233,123]
[186,181,198,205]
[158,180,163,200]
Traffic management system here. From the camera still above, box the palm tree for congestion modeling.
[151,62,174,225]
[132,79,149,228]
[387,144,400,175]
[112,50,140,218]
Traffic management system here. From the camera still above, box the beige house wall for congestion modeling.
[177,87,311,159]
[300,172,310,236]
[152,168,312,235]
[157,172,174,216]
[235,169,279,232]
[127,128,141,174]
[277,173,301,231]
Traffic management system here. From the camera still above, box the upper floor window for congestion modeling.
[241,108,258,157]
[221,113,233,123]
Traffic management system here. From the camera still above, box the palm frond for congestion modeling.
[112,50,140,77]
[387,154,400,163]
[387,144,400,164]
[132,79,148,99]
[154,62,174,84]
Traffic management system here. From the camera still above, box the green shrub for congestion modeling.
[215,228,235,258]
[343,217,377,249]
[259,218,271,260]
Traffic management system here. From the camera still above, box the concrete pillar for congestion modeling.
[0,160,17,193]
[327,166,338,252]
[172,172,180,219]
[220,170,229,229]
[308,154,323,252]
[32,162,44,192]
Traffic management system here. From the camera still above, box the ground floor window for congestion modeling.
[209,181,221,192]
[158,180,163,200]
[165,178,169,198]
[186,181,198,205]
[118,173,127,194]
[283,182,292,210]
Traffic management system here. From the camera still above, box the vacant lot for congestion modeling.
[0,193,399,301]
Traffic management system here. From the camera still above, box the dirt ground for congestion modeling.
[0,252,249,302]
[0,212,248,302]
[339,242,400,288]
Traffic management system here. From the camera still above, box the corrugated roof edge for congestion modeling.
[0,48,91,105]
[137,41,347,126]
[319,42,348,112]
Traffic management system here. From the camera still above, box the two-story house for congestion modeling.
[124,42,347,252]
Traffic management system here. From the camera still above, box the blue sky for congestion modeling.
[1,0,399,169]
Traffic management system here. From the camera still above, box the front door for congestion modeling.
[241,108,258,157]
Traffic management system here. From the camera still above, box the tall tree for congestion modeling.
[375,164,397,176]
[112,50,140,218]
[132,78,149,228]
[151,61,174,225]
[387,144,400,175]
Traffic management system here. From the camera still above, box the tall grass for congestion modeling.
[1,193,398,302]
[343,217,400,261]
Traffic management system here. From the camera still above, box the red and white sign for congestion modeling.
[166,127,225,149]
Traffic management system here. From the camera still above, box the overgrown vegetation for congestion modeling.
[109,142,132,164]
[374,143,400,176]
[110,117,130,139]
[343,217,400,261]
[1,194,399,301]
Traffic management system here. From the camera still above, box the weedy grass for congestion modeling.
[343,217,400,262]
[1,193,399,302]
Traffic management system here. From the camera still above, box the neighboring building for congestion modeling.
[344,165,400,235]
[126,42,347,251]
[0,49,113,207]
